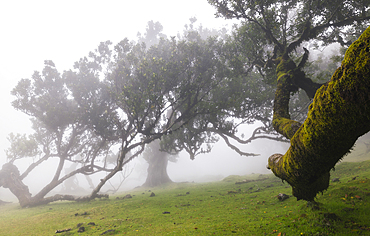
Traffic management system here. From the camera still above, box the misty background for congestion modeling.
[1,0,292,200]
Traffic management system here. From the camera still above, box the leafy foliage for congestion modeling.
[208,0,370,84]
[6,132,39,163]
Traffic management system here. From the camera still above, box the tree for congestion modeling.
[79,30,274,197]
[136,21,178,187]
[208,0,370,201]
[136,19,285,188]
[269,27,370,200]
[3,61,117,207]
[137,19,277,187]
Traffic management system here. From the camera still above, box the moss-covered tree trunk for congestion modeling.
[268,26,370,201]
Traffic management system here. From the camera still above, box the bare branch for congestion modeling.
[20,154,52,180]
[287,15,370,53]
[217,132,259,156]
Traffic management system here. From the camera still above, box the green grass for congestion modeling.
[1,160,370,235]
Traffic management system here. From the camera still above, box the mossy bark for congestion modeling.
[268,26,370,201]
[272,51,322,140]
[272,56,301,139]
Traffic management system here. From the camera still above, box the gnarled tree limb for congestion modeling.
[0,163,108,208]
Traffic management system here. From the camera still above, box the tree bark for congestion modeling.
[268,26,370,201]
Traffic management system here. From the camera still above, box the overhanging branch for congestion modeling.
[217,132,259,156]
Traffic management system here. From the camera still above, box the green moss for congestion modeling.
[276,57,296,78]
[273,56,301,139]
[272,116,301,139]
[269,26,370,201]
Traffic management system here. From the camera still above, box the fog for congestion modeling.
[168,139,289,182]
[0,0,290,201]
[0,123,289,201]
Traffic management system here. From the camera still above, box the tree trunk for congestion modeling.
[268,26,370,201]
[0,163,32,208]
[143,152,172,187]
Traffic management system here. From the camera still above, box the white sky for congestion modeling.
[0,0,233,164]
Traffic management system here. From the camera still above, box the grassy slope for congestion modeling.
[0,160,370,235]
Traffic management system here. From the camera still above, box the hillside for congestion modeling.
[0,159,369,235]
